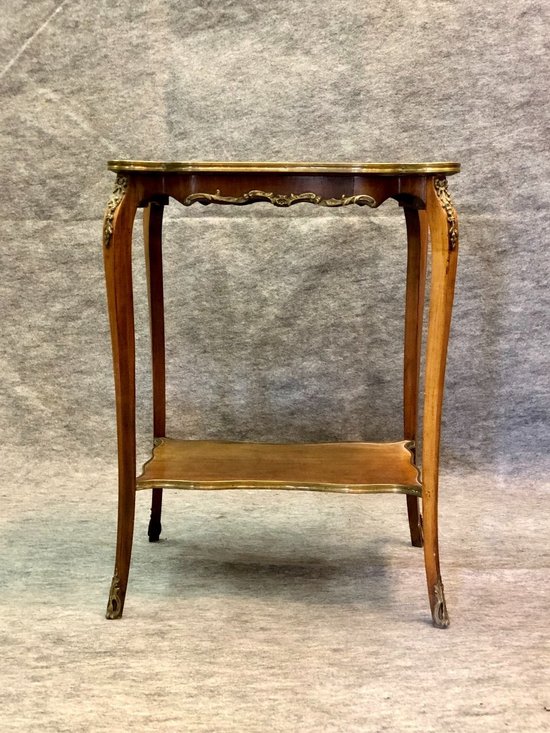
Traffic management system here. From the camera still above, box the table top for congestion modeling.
[107,160,460,175]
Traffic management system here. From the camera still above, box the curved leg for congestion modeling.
[422,176,459,628]
[403,206,428,547]
[103,175,139,619]
[143,200,167,542]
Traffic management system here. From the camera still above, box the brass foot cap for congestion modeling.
[432,578,450,628]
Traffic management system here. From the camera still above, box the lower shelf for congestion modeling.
[136,438,422,495]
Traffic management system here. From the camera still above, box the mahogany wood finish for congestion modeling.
[102,160,459,626]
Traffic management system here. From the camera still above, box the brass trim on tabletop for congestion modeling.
[107,160,461,175]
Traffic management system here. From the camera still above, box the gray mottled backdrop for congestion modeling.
[2,0,549,474]
[1,2,549,732]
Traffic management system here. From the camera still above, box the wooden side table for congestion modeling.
[102,160,460,627]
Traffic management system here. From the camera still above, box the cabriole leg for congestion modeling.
[403,206,428,547]
[103,175,139,619]
[143,200,167,542]
[422,176,459,628]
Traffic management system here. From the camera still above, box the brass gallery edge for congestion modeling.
[135,478,423,496]
[107,160,461,175]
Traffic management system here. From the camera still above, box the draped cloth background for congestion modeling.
[1,2,549,731]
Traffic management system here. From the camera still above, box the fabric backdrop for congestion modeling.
[1,0,548,475]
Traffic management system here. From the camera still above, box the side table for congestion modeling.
[102,160,460,627]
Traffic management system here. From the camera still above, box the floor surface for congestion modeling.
[1,452,548,732]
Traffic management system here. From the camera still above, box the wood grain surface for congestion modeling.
[136,438,421,494]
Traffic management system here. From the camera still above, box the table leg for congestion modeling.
[403,206,428,547]
[103,176,139,619]
[143,200,166,542]
[422,176,459,628]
